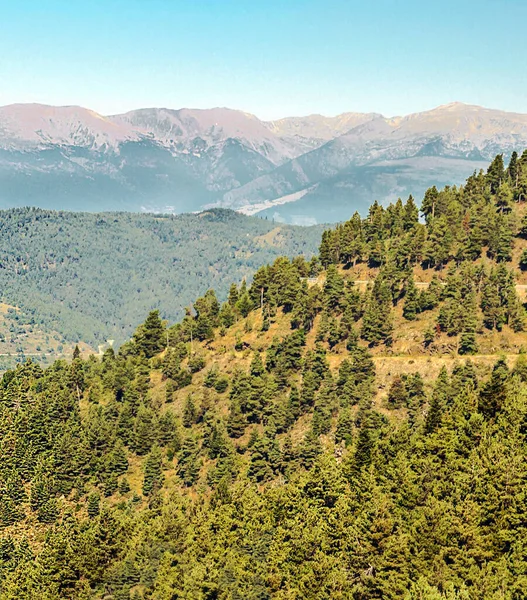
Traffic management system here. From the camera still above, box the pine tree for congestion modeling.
[513,352,527,382]
[478,358,509,419]
[459,327,478,355]
[361,277,394,346]
[353,421,374,473]
[387,376,408,408]
[132,404,156,455]
[236,290,253,318]
[402,276,419,321]
[142,446,164,496]
[487,153,505,194]
[424,367,449,433]
[119,478,131,495]
[298,429,322,469]
[87,493,100,518]
[133,310,166,358]
[324,265,345,312]
[312,379,336,436]
[335,409,354,447]
[248,434,280,482]
[37,498,59,524]
[287,385,301,421]
[162,348,182,380]
[182,395,197,428]
[228,283,239,306]
[177,437,201,486]
[103,473,118,497]
[250,352,265,377]
[508,150,519,185]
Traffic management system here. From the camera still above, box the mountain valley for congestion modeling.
[2,102,527,222]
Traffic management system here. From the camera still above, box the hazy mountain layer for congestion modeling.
[1,102,526,220]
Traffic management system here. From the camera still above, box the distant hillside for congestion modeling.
[0,208,322,353]
[2,102,527,221]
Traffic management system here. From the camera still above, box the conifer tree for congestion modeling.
[335,409,354,447]
[177,437,201,486]
[227,399,246,438]
[162,348,182,381]
[312,378,336,436]
[513,352,527,382]
[478,358,509,419]
[182,395,197,428]
[298,429,322,469]
[248,434,280,482]
[402,276,419,321]
[424,367,450,433]
[353,421,374,473]
[142,446,164,496]
[508,150,519,185]
[228,283,239,307]
[459,327,478,355]
[324,265,345,312]
[361,278,394,346]
[37,498,58,524]
[133,310,166,358]
[387,376,408,408]
[87,493,100,518]
[487,153,505,194]
[132,404,156,455]
[119,478,131,495]
[236,289,253,318]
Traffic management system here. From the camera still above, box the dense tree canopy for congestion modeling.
[1,151,527,598]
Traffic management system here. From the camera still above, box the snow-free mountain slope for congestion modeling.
[0,103,142,150]
[221,103,527,222]
[265,111,382,153]
[1,101,527,220]
[112,107,302,165]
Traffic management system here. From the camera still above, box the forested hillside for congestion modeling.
[1,151,527,599]
[0,208,322,355]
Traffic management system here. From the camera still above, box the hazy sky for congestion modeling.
[1,0,526,119]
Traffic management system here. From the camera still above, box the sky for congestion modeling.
[1,0,526,119]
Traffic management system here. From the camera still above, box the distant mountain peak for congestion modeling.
[0,103,142,150]
[1,101,527,221]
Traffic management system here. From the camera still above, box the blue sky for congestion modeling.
[1,0,526,118]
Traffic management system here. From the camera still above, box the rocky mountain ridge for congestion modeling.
[1,102,526,220]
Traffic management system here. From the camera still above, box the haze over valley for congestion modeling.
[2,101,527,222]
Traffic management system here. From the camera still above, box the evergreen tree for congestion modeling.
[323,265,345,312]
[478,358,509,419]
[353,420,374,473]
[298,429,322,469]
[182,395,197,428]
[227,399,246,438]
[361,278,394,346]
[387,376,408,408]
[335,409,354,447]
[487,153,505,194]
[132,404,156,455]
[402,276,419,321]
[459,327,478,355]
[177,437,201,486]
[87,493,100,518]
[133,310,166,358]
[142,446,164,496]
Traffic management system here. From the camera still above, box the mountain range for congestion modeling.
[1,101,527,223]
